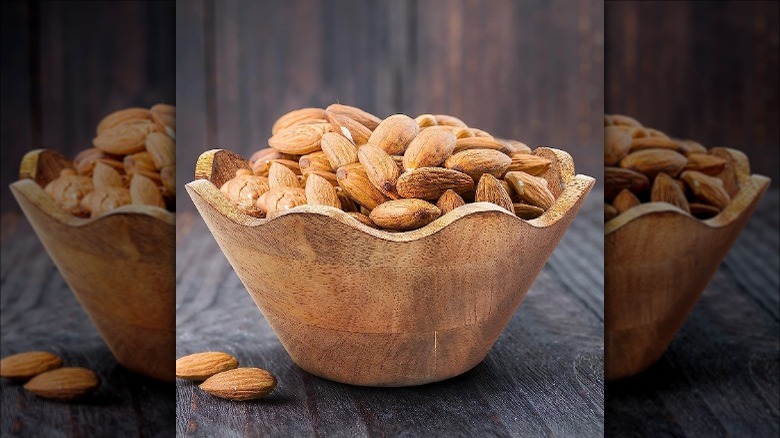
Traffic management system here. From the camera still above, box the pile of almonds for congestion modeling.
[219,104,562,231]
[176,351,276,401]
[605,114,740,222]
[41,104,176,218]
[0,351,100,400]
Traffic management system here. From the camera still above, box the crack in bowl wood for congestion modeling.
[187,147,594,386]
[9,149,175,382]
[604,147,770,381]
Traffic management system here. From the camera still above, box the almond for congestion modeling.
[268,162,301,189]
[629,137,684,153]
[444,149,512,182]
[74,148,107,176]
[130,174,166,208]
[305,173,341,208]
[325,111,372,145]
[434,114,468,127]
[336,163,391,210]
[96,108,150,134]
[403,127,456,170]
[262,187,307,215]
[326,104,382,130]
[44,170,94,216]
[452,137,506,154]
[268,123,330,155]
[348,212,376,227]
[271,107,326,134]
[650,172,690,213]
[414,114,437,128]
[176,352,239,381]
[337,189,359,212]
[92,161,125,188]
[24,367,99,400]
[475,174,514,212]
[250,148,286,176]
[506,153,552,176]
[93,120,155,155]
[610,114,642,127]
[369,199,441,230]
[683,153,727,176]
[271,159,302,175]
[146,131,175,169]
[612,188,641,213]
[470,128,493,138]
[679,139,708,156]
[80,187,131,217]
[498,139,532,154]
[299,151,334,174]
[303,169,339,187]
[367,114,419,155]
[124,151,157,173]
[199,367,277,401]
[619,149,688,179]
[708,147,740,196]
[320,132,359,169]
[645,128,670,139]
[436,189,466,214]
[358,144,401,199]
[680,170,731,210]
[504,171,555,210]
[150,106,176,139]
[220,170,269,216]
[0,351,63,380]
[689,202,721,219]
[161,165,176,197]
[396,167,474,200]
[513,203,545,220]
[604,166,651,200]
[605,126,632,165]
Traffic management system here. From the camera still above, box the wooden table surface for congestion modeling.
[0,214,175,437]
[175,190,605,437]
[605,190,780,437]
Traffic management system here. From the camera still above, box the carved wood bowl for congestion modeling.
[186,147,594,386]
[604,148,770,381]
[9,149,175,382]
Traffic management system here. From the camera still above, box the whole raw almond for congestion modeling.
[604,166,651,200]
[513,203,545,220]
[325,111,372,145]
[124,151,157,173]
[74,148,107,176]
[250,148,286,176]
[605,126,632,165]
[176,352,239,381]
[271,159,302,175]
[150,105,176,139]
[629,137,684,153]
[679,139,708,156]
[321,132,359,169]
[268,162,301,189]
[651,172,690,213]
[612,188,641,213]
[96,107,150,134]
[619,149,688,179]
[0,351,63,380]
[24,367,99,400]
[336,189,359,212]
[396,167,474,200]
[93,120,155,155]
[262,187,307,215]
[199,367,277,401]
[415,114,437,128]
[504,171,555,210]
[506,153,552,176]
[326,103,382,130]
[680,170,731,210]
[336,163,390,210]
[268,123,330,155]
[475,174,514,213]
[44,170,94,216]
[348,212,376,227]
[303,169,339,187]
[444,149,512,182]
[436,189,466,214]
[305,173,341,208]
[220,170,269,216]
[434,114,468,127]
[299,151,334,174]
[146,132,176,169]
[452,137,506,154]
[272,107,326,134]
[358,144,401,199]
[369,199,441,230]
[683,153,727,176]
[403,127,457,170]
[367,114,419,155]
[498,139,533,154]
[80,187,132,217]
[93,161,124,188]
[130,174,165,208]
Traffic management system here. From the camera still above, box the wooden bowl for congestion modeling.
[186,147,594,387]
[9,150,175,382]
[604,148,770,381]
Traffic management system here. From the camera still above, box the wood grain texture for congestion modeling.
[605,0,780,185]
[605,190,779,437]
[0,213,175,437]
[176,188,604,435]
[0,1,175,212]
[175,0,605,211]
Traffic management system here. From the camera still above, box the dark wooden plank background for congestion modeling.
[175,191,604,437]
[605,191,780,437]
[1,2,176,437]
[605,0,780,185]
[0,0,176,212]
[176,0,604,210]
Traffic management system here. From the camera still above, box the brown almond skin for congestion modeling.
[628,137,685,153]
[200,368,277,401]
[305,173,341,208]
[444,149,512,182]
[604,166,651,201]
[326,104,382,130]
[96,107,150,134]
[336,163,390,210]
[24,367,100,400]
[434,114,468,127]
[271,107,326,134]
[436,190,466,214]
[514,203,545,220]
[498,139,532,154]
[130,174,166,208]
[506,153,552,176]
[268,162,301,189]
[452,137,506,154]
[320,132,359,169]
[679,139,708,156]
[610,114,643,127]
[651,172,690,213]
[612,188,641,213]
[683,153,727,176]
[263,187,307,215]
[396,167,474,200]
[504,171,555,210]
[93,161,124,188]
[475,174,514,213]
[299,151,334,173]
[415,114,437,128]
[604,203,618,222]
[403,127,457,170]
[176,352,239,381]
[680,170,731,210]
[348,212,376,227]
[325,111,372,145]
[369,199,441,231]
[1,351,63,380]
[605,126,632,166]
[268,123,329,155]
[619,148,688,179]
[358,144,401,199]
[367,114,419,155]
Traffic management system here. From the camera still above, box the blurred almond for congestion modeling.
[96,107,150,134]
[683,153,727,176]
[619,149,687,179]
[93,162,124,188]
[604,166,651,200]
[629,137,684,153]
[93,120,155,155]
[414,114,437,128]
[146,132,175,169]
[130,174,165,208]
[434,114,468,127]
[612,188,641,214]
[689,202,721,219]
[605,126,632,166]
[272,107,326,134]
[0,351,63,380]
[348,212,376,227]
[604,203,618,222]
[680,170,731,210]
[610,114,642,127]
[497,139,532,154]
[124,151,156,173]
[651,172,690,213]
[161,165,175,197]
[24,367,99,400]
